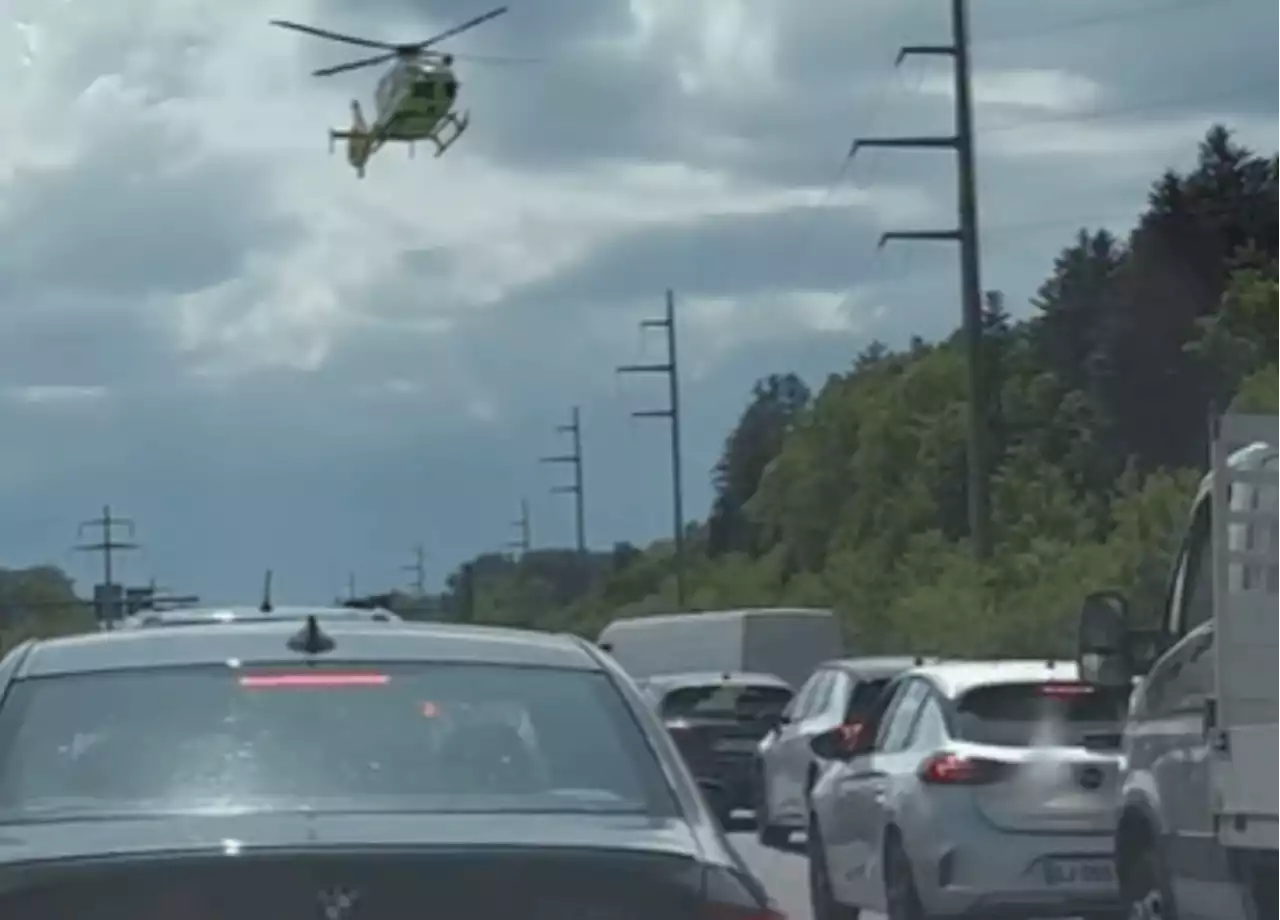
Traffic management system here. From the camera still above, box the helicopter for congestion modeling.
[270,6,509,178]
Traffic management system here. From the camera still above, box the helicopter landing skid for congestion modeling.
[429,111,469,158]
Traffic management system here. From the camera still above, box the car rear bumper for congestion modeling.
[914,832,1120,917]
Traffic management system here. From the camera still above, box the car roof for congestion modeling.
[640,670,793,691]
[817,656,928,678]
[906,659,1081,698]
[16,619,600,679]
[120,605,400,628]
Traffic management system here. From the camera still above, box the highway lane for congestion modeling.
[729,831,814,919]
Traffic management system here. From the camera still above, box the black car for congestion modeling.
[0,617,783,919]
[640,671,794,825]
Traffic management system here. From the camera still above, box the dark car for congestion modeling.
[640,671,794,825]
[118,604,401,629]
[0,617,783,919]
[754,655,925,849]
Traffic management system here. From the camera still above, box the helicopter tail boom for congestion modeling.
[329,100,376,178]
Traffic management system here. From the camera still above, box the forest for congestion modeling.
[1,125,1276,657]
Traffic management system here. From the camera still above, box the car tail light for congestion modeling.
[835,721,863,749]
[919,751,1011,785]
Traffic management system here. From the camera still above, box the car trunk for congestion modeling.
[0,814,708,920]
[950,680,1127,835]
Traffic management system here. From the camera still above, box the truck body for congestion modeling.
[596,608,843,690]
[1100,413,1277,920]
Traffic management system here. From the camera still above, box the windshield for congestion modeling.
[659,683,792,721]
[952,681,1129,748]
[0,664,671,822]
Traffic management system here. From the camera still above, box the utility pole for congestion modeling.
[402,544,427,596]
[506,499,531,555]
[75,505,139,629]
[617,289,686,605]
[849,0,991,560]
[539,405,586,554]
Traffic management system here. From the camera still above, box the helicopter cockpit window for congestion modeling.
[444,80,458,101]
[412,81,436,100]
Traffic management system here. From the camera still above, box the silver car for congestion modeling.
[755,657,919,850]
[808,660,1128,919]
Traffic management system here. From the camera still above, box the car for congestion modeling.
[807,659,1128,920]
[638,671,794,827]
[0,615,784,918]
[754,656,922,850]
[117,604,402,629]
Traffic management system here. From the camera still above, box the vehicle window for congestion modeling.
[952,681,1129,748]
[844,677,892,723]
[819,671,851,717]
[795,671,833,720]
[785,671,823,719]
[876,680,927,753]
[412,81,435,99]
[660,683,792,722]
[0,663,672,822]
[904,696,948,750]
[1174,502,1214,636]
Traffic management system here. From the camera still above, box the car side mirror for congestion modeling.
[1077,591,1133,688]
[809,722,866,760]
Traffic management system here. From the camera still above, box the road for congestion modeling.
[728,830,815,919]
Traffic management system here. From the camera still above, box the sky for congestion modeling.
[0,0,1275,603]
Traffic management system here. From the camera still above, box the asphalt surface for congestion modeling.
[729,830,817,920]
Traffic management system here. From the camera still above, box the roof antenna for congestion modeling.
[288,614,335,655]
[260,569,274,613]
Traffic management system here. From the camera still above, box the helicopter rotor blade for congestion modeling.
[443,51,540,64]
[312,51,398,78]
[414,6,509,53]
[270,19,399,52]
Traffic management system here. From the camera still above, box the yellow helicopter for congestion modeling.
[270,7,511,178]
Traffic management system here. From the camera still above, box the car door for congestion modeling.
[772,670,836,820]
[1144,499,1227,919]
[761,670,820,817]
[861,689,950,913]
[827,679,927,907]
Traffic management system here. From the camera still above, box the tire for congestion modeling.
[808,816,861,920]
[755,764,790,849]
[1118,834,1178,920]
[883,834,932,920]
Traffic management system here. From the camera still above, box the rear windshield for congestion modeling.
[952,681,1128,748]
[0,663,670,823]
[660,683,792,721]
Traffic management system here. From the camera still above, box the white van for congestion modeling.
[597,608,843,690]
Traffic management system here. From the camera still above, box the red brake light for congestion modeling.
[919,751,1010,785]
[1039,681,1094,698]
[239,672,389,688]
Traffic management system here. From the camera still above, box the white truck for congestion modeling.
[1077,412,1278,920]
[596,607,843,690]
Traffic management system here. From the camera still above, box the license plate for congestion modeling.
[714,738,759,753]
[1043,858,1115,886]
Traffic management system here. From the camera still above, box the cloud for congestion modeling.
[0,0,1274,598]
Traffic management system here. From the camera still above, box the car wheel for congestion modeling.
[808,816,860,920]
[884,834,932,920]
[755,765,790,849]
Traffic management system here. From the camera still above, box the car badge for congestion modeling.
[317,886,360,920]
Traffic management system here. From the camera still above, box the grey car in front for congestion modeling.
[0,617,783,919]
[808,660,1128,920]
[755,657,921,850]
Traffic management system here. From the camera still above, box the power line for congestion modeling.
[402,544,427,596]
[617,289,687,606]
[539,405,586,554]
[506,499,531,555]
[850,0,992,561]
[74,504,140,629]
